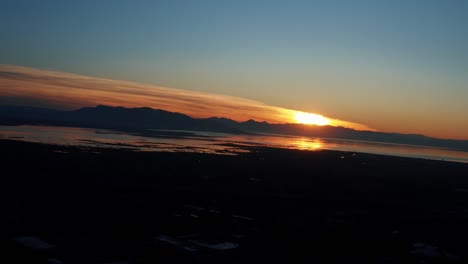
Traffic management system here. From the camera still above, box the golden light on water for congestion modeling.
[294,112,330,126]
[292,138,323,150]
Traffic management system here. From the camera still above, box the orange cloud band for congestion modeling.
[0,65,373,131]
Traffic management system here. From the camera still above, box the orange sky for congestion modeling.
[2,2,468,141]
[0,65,372,131]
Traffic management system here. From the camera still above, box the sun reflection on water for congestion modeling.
[1,125,468,163]
[291,138,323,151]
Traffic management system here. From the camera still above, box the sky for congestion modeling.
[1,0,467,139]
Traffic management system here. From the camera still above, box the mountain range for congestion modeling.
[1,105,467,152]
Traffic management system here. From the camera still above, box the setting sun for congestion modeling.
[294,112,331,126]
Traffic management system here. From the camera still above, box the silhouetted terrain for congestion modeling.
[0,105,244,134]
[1,105,468,151]
[1,139,468,263]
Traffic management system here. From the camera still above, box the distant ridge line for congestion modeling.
[1,104,467,152]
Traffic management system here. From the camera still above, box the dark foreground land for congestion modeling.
[1,139,468,263]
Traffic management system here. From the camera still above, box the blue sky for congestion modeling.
[1,0,468,138]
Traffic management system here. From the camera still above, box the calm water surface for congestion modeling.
[1,125,468,163]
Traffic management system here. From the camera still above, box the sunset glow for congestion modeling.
[0,65,373,132]
[292,138,323,151]
[1,1,467,140]
[294,112,330,126]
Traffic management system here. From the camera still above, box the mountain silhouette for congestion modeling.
[0,105,246,134]
[1,105,468,151]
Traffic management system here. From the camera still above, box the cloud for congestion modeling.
[0,64,373,130]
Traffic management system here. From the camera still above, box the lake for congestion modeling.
[1,125,468,163]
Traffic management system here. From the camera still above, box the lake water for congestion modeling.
[1,125,468,163]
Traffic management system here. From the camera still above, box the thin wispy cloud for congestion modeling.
[0,65,372,131]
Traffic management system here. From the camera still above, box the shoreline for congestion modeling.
[2,139,468,263]
[1,136,467,164]
[2,124,468,164]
